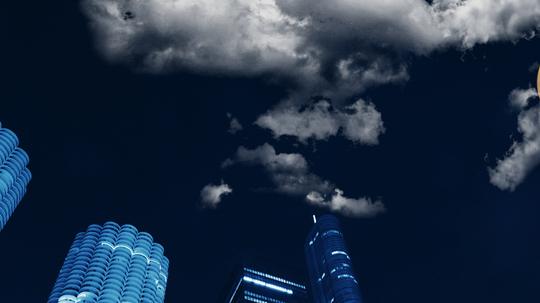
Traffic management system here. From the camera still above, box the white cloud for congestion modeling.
[82,0,308,74]
[83,0,540,101]
[489,89,540,191]
[200,182,233,208]
[340,100,385,145]
[431,0,540,47]
[223,143,383,217]
[223,143,333,194]
[509,88,537,109]
[306,189,385,218]
[255,99,385,144]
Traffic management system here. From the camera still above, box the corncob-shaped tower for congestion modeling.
[48,222,169,303]
[0,122,31,231]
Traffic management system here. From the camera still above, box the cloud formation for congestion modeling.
[508,88,538,109]
[83,0,540,100]
[306,190,385,218]
[489,88,540,191]
[200,182,233,208]
[256,99,385,144]
[223,143,333,195]
[223,143,384,217]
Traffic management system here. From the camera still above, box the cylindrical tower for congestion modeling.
[305,214,362,303]
[48,222,169,303]
[0,123,31,231]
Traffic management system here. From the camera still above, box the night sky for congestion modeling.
[2,1,540,303]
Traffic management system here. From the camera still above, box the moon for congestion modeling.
[537,66,540,99]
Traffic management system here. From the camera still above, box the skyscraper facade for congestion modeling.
[48,222,169,303]
[0,123,31,231]
[305,215,362,303]
[226,267,309,303]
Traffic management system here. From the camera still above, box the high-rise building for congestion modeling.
[0,123,31,231]
[226,267,309,303]
[48,222,169,303]
[305,215,362,303]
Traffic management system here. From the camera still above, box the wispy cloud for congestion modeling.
[509,88,537,109]
[306,189,385,218]
[223,143,384,217]
[200,182,233,208]
[223,143,333,195]
[256,99,385,144]
[489,87,540,191]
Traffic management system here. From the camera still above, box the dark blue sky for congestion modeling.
[1,1,540,302]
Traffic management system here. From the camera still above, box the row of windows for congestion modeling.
[0,128,19,159]
[310,230,342,246]
[244,268,306,290]
[330,263,351,274]
[244,295,268,303]
[100,241,168,281]
[244,291,285,303]
[337,274,358,284]
[242,276,293,295]
[308,232,319,246]
[323,230,342,238]
[318,272,325,282]
[330,251,350,259]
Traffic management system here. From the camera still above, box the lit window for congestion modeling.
[322,230,342,237]
[243,276,293,295]
[337,274,358,284]
[317,272,326,282]
[331,251,349,259]
[243,268,305,289]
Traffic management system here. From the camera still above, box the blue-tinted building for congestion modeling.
[48,222,169,303]
[226,267,309,303]
[0,123,31,232]
[305,215,362,303]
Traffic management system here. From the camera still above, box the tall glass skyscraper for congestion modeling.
[48,222,169,303]
[305,215,362,303]
[0,123,31,232]
[226,267,309,303]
